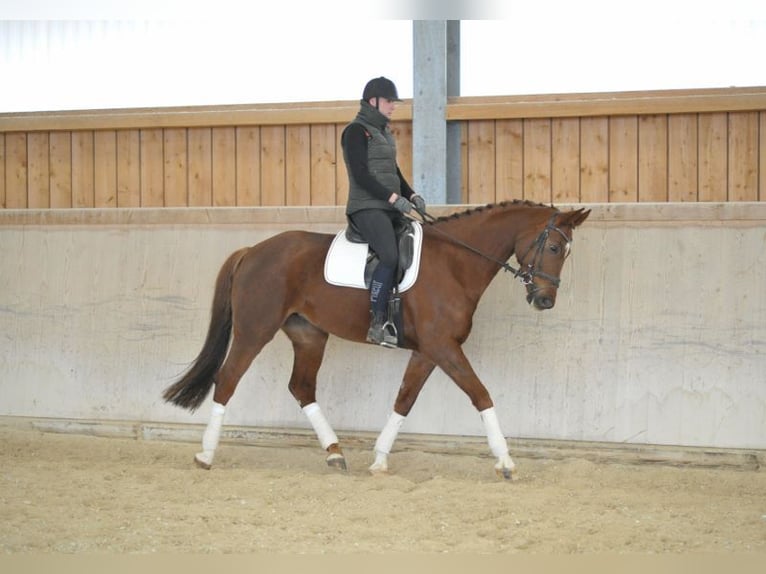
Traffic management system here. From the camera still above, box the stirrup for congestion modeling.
[379,319,398,348]
[367,314,398,348]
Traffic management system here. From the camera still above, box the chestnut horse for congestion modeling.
[163,200,590,479]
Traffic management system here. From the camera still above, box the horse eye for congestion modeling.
[549,243,561,255]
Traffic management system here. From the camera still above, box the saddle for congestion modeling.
[344,217,416,288]
[324,219,424,348]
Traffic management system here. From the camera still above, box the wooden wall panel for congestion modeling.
[495,119,523,202]
[27,132,49,208]
[212,127,236,206]
[260,126,286,206]
[285,125,310,206]
[49,131,72,208]
[761,112,766,201]
[727,112,759,201]
[2,90,764,210]
[4,134,27,208]
[638,115,667,202]
[235,127,260,207]
[139,129,164,207]
[391,121,413,184]
[0,135,4,208]
[187,128,212,207]
[466,120,496,204]
[116,130,140,207]
[72,131,94,207]
[93,131,117,207]
[551,117,580,203]
[309,124,336,206]
[163,128,187,207]
[579,117,609,203]
[698,113,728,202]
[668,114,698,202]
[334,123,349,206]
[609,116,638,202]
[523,119,551,203]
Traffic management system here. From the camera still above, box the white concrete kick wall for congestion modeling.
[1,204,764,449]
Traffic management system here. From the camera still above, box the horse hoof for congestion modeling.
[495,467,517,481]
[326,453,347,471]
[194,453,213,470]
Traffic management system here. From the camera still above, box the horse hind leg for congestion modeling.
[194,333,271,469]
[282,315,346,471]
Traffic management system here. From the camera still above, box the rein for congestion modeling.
[412,207,571,288]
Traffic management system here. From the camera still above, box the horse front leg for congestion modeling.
[370,351,435,475]
[426,341,516,480]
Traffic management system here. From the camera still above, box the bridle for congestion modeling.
[413,209,572,289]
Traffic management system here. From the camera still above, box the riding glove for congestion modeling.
[411,194,426,213]
[392,196,412,214]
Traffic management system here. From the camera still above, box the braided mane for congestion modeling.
[426,199,556,225]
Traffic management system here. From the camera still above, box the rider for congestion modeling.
[341,76,426,346]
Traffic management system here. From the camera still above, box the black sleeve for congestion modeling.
[342,123,395,202]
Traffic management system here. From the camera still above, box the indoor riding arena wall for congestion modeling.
[1,203,764,450]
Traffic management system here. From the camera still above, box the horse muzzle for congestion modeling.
[526,285,556,310]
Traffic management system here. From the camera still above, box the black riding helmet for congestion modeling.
[362,77,402,103]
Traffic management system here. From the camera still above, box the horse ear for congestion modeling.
[559,208,591,228]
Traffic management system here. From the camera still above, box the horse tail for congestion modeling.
[162,247,248,411]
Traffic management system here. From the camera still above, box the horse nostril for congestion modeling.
[536,296,554,309]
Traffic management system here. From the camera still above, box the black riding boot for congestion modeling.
[367,263,396,346]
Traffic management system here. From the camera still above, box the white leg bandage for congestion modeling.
[302,403,338,450]
[480,407,509,458]
[197,401,226,467]
[374,412,406,455]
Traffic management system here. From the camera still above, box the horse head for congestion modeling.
[514,207,590,310]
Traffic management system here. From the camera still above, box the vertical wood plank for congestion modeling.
[0,135,5,208]
[94,131,117,207]
[163,128,188,207]
[140,129,164,207]
[495,119,523,202]
[580,117,609,203]
[116,130,140,207]
[27,132,49,208]
[390,121,413,185]
[668,114,698,202]
[4,133,27,208]
[523,118,551,203]
[260,125,286,206]
[72,131,95,207]
[727,112,759,201]
[551,117,580,203]
[212,127,236,206]
[310,124,337,206]
[335,122,349,206]
[49,131,72,208]
[285,125,310,206]
[466,120,496,204]
[609,116,638,202]
[698,113,728,202]
[761,112,766,201]
[459,122,469,203]
[638,114,667,202]
[188,128,212,207]
[235,127,260,206]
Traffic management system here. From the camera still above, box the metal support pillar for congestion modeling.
[413,20,460,205]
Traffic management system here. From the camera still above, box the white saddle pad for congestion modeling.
[323,221,423,292]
